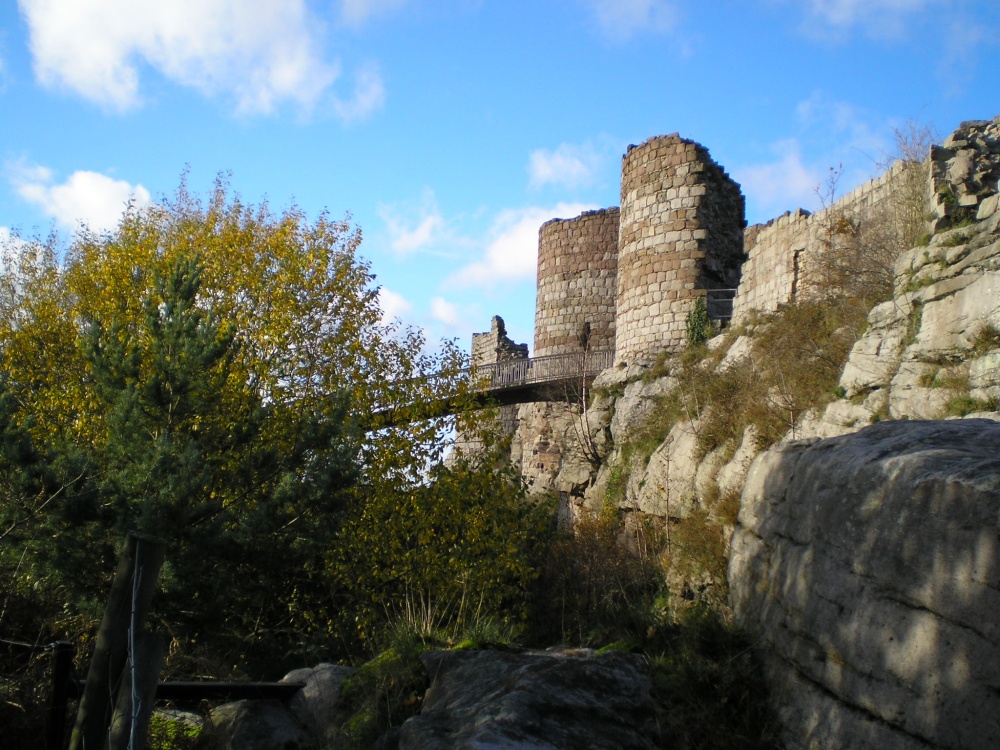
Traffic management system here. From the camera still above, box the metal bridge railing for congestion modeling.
[473,350,613,392]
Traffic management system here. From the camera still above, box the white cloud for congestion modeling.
[378,188,450,255]
[16,0,374,117]
[10,162,151,233]
[395,214,444,252]
[582,0,679,41]
[377,287,412,325]
[331,63,386,123]
[793,0,940,39]
[796,92,887,158]
[448,202,596,288]
[0,226,18,257]
[429,297,460,328]
[738,93,923,221]
[735,140,822,218]
[528,143,600,190]
[340,0,407,27]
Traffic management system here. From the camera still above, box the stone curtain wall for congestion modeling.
[472,315,529,365]
[469,315,527,437]
[616,135,744,364]
[732,210,813,323]
[733,161,917,323]
[534,209,619,358]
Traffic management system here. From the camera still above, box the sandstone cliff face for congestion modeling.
[730,420,1000,750]
[507,118,1000,749]
[804,121,1000,436]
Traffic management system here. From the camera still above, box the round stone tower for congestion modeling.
[615,134,745,364]
[534,208,620,358]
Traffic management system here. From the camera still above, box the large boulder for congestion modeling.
[282,663,356,745]
[730,419,1000,750]
[396,649,659,749]
[197,664,354,749]
[200,700,314,750]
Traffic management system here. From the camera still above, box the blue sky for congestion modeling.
[1,1,997,353]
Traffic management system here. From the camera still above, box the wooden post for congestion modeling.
[69,532,165,750]
[106,632,168,750]
[45,641,75,750]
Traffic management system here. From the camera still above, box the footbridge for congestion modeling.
[370,350,613,429]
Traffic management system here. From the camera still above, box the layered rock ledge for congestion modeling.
[730,419,1000,750]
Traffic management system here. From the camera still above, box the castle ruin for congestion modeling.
[468,127,933,494]
[472,129,928,371]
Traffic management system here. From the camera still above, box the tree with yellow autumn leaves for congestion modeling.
[0,180,547,675]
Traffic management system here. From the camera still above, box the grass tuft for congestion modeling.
[971,323,1000,356]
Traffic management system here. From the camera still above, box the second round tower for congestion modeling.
[534,208,620,358]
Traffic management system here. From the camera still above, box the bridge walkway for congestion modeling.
[370,350,613,429]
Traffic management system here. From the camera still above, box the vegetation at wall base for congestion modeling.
[685,296,713,348]
[942,394,999,418]
[336,638,431,749]
[648,606,783,750]
[331,505,781,750]
[617,296,869,477]
[529,509,668,648]
[147,711,203,750]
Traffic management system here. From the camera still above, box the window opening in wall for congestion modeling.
[791,248,804,301]
[706,288,737,326]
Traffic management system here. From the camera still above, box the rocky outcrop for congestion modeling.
[395,649,659,750]
[806,119,1000,436]
[730,419,1000,750]
[198,664,355,750]
[929,119,1000,233]
[511,401,606,505]
[199,650,659,750]
[513,118,1000,509]
[283,663,356,746]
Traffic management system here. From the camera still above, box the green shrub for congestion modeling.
[648,607,783,750]
[943,394,998,417]
[642,349,675,383]
[148,711,203,750]
[903,275,935,292]
[686,296,713,347]
[941,231,970,247]
[903,300,924,347]
[663,299,867,460]
[667,506,731,606]
[327,441,554,652]
[918,367,941,388]
[529,510,667,647]
[337,640,429,749]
